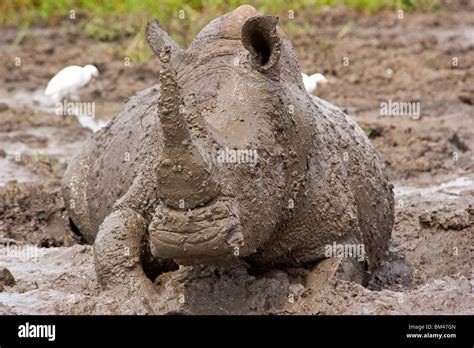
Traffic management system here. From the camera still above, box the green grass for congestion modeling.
[1,0,440,27]
[1,0,439,61]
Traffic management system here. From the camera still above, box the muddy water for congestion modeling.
[0,158,39,185]
[1,170,472,314]
[0,9,473,314]
[0,87,123,186]
[0,87,118,133]
[395,176,474,197]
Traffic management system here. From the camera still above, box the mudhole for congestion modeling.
[0,7,473,314]
[367,244,414,291]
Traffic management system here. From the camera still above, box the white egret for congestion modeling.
[301,73,329,94]
[77,116,109,133]
[45,65,99,103]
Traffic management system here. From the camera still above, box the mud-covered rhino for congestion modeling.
[62,5,394,297]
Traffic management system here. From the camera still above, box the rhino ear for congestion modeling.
[146,19,184,61]
[241,16,281,74]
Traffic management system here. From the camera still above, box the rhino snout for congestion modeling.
[149,197,249,264]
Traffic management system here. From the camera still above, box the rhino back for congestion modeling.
[247,95,393,273]
[65,85,161,241]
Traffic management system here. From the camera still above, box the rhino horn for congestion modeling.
[158,45,189,146]
[147,19,184,63]
[157,45,219,209]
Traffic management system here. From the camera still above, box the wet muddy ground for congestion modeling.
[0,8,472,314]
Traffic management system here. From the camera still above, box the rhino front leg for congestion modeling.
[94,208,159,299]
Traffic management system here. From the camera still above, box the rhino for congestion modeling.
[62,5,394,299]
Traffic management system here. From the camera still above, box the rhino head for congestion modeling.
[146,5,312,265]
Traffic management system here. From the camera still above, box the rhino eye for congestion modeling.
[241,15,281,74]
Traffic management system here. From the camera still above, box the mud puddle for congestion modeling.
[395,176,474,197]
[0,88,117,133]
[0,170,471,314]
[0,158,40,186]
